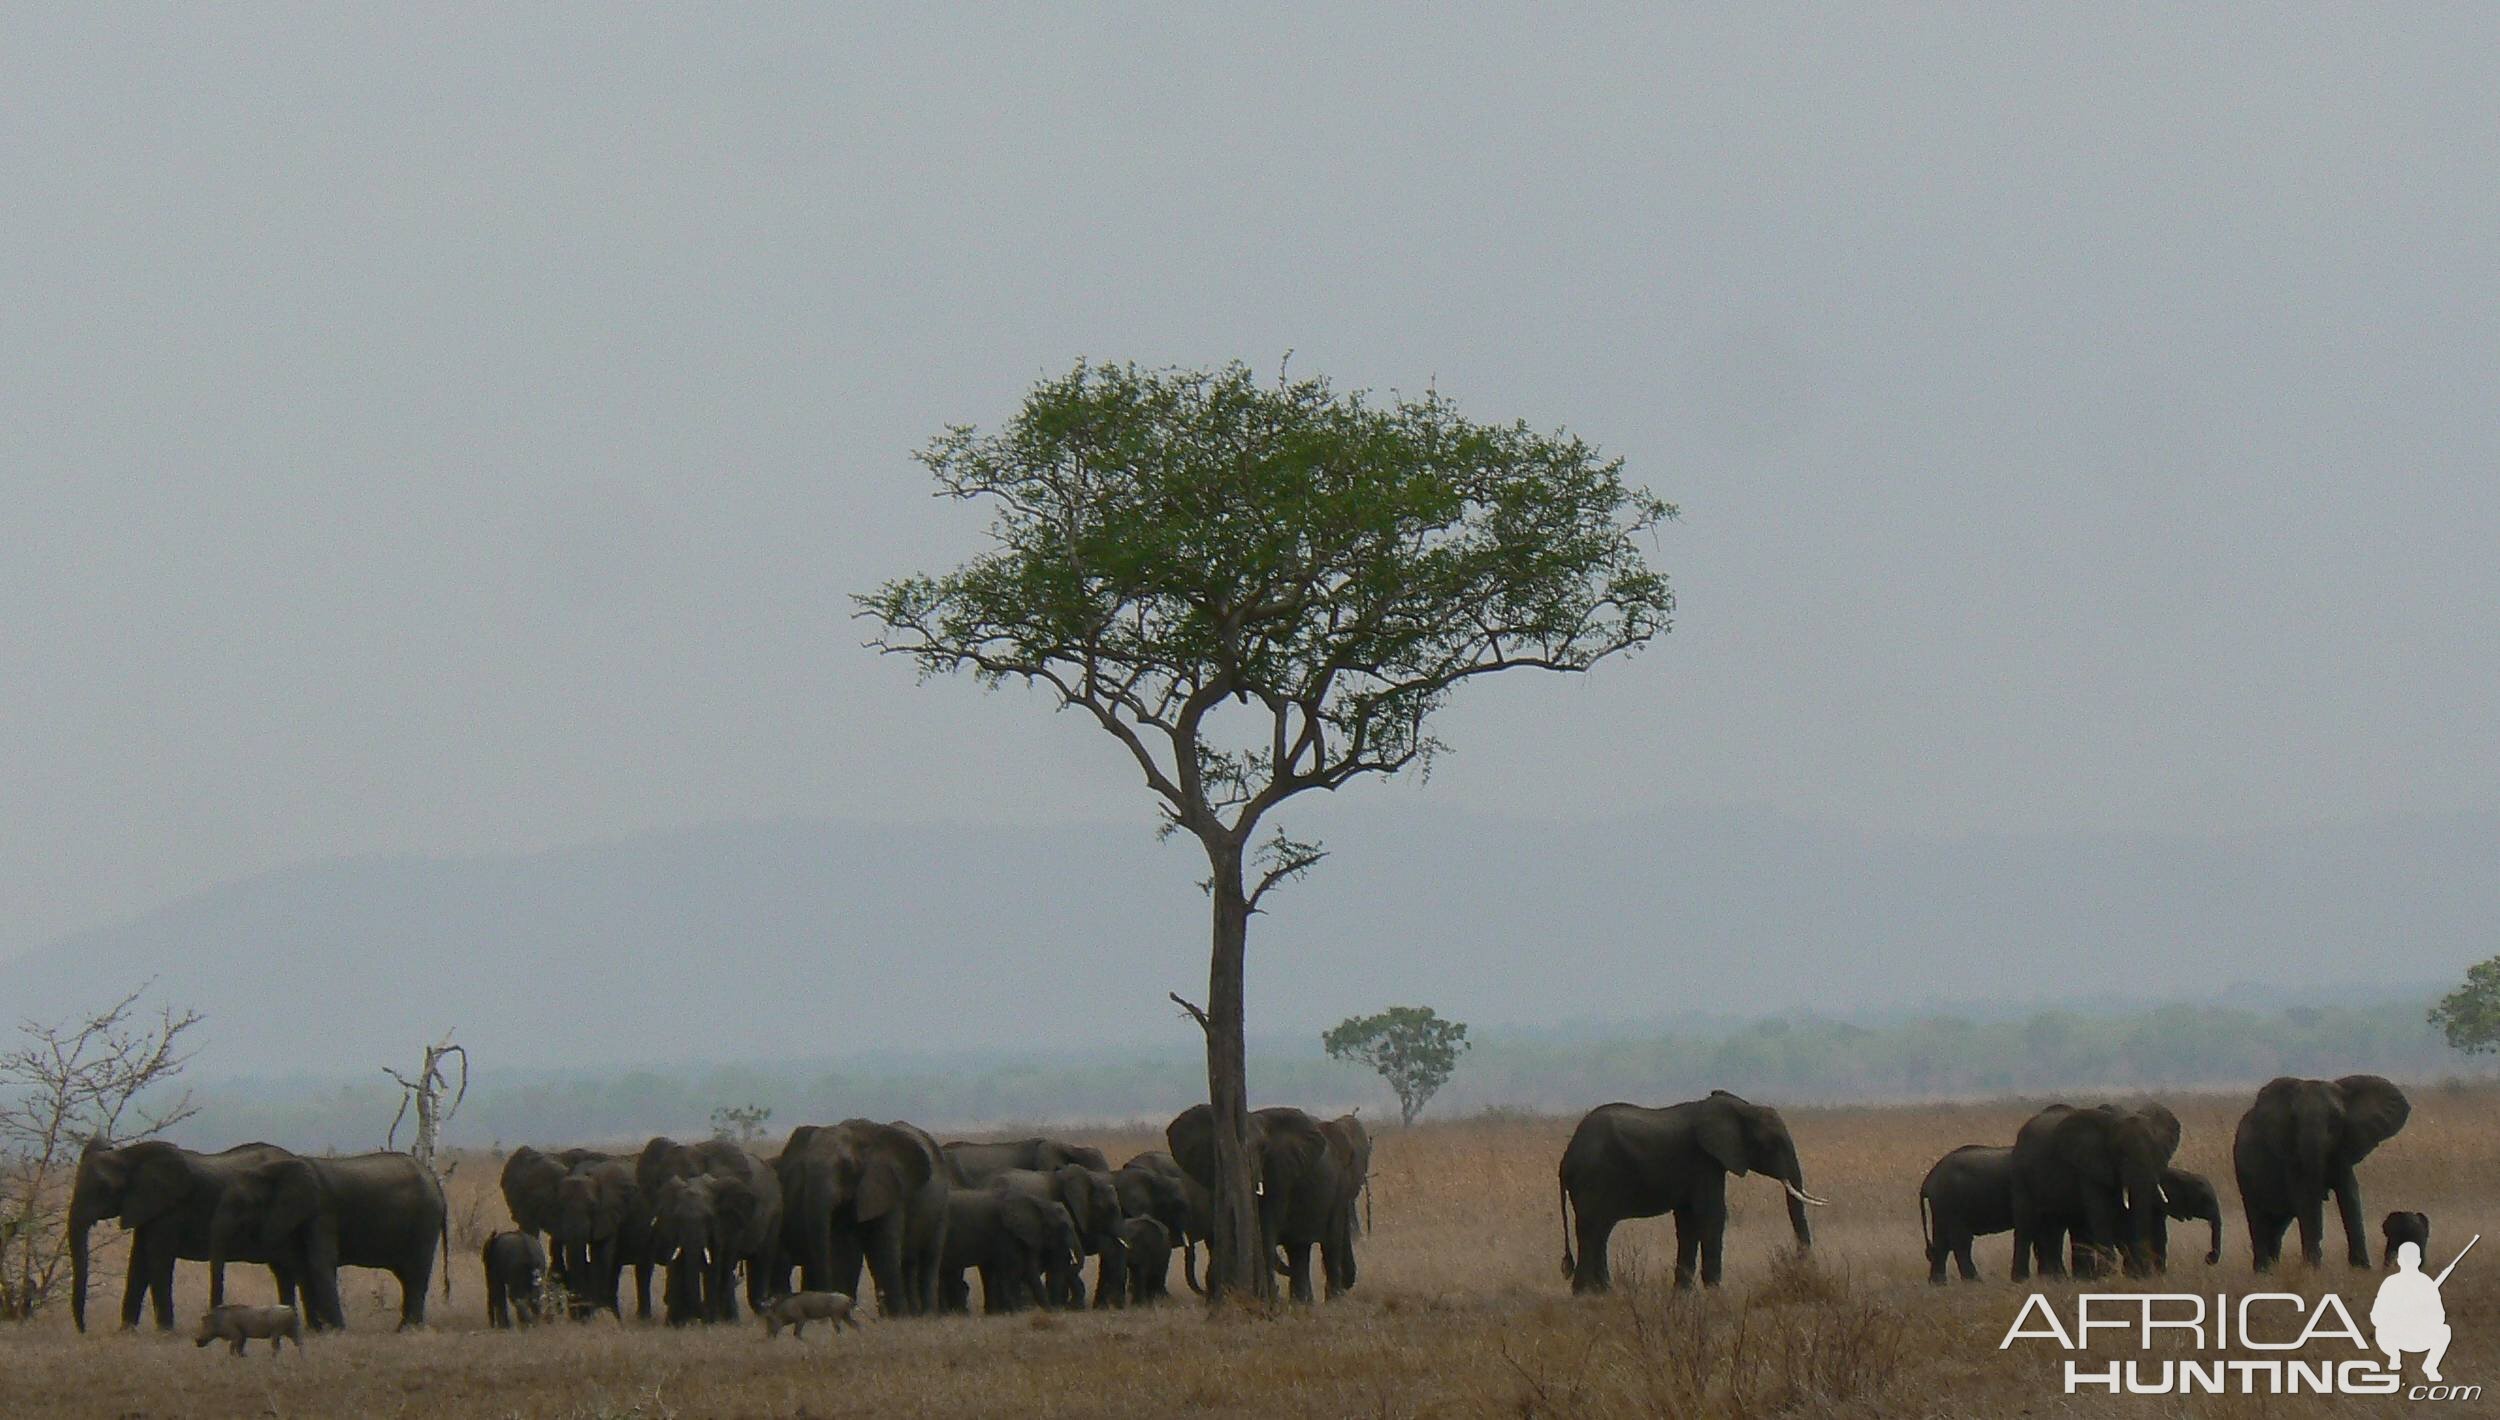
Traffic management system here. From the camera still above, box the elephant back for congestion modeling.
[315,1151,445,1268]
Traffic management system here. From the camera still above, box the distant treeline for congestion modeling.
[163,1001,2474,1153]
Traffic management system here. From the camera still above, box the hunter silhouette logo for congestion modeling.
[2372,1236,2477,1383]
[2000,1234,2483,1401]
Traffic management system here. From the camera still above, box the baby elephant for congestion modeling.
[483,1230,548,1328]
[1121,1216,1174,1304]
[194,1304,303,1355]
[2383,1211,2431,1269]
[759,1291,861,1339]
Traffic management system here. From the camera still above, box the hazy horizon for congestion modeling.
[9,9,2497,987]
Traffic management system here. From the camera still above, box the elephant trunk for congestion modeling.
[2203,1205,2222,1266]
[2122,1164,2163,1275]
[67,1217,92,1333]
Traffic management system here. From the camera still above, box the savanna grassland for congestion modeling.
[8,1084,2494,1418]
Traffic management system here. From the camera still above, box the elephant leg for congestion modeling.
[1279,1240,1314,1304]
[2331,1167,2369,1268]
[632,1259,654,1321]
[1671,1210,1701,1291]
[2247,1209,2286,1271]
[1955,1235,1979,1282]
[396,1268,425,1329]
[829,1234,865,1305]
[1699,1214,1727,1288]
[1572,1213,1614,1294]
[1926,1219,1950,1285]
[208,1259,227,1312]
[146,1238,181,1331]
[2294,1198,2326,1267]
[864,1226,905,1317]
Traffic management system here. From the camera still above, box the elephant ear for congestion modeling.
[855,1130,925,1220]
[2133,1103,2183,1164]
[2333,1076,2410,1161]
[1165,1105,1215,1188]
[636,1137,685,1200]
[261,1159,324,1240]
[120,1149,196,1229]
[1003,1197,1046,1248]
[1695,1102,1751,1177]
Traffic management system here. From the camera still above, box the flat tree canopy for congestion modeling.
[862,359,1672,1299]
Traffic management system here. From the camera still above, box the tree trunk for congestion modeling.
[1199,838,1270,1303]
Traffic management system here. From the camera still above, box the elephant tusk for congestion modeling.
[1783,1182,1830,1207]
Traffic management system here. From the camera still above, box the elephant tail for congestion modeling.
[440,1200,453,1299]
[1558,1176,1576,1281]
[1920,1191,1934,1255]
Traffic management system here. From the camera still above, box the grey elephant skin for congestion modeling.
[2232,1074,2409,1270]
[66,1138,297,1333]
[639,1137,782,1325]
[1118,1215,1174,1305]
[937,1189,1081,1314]
[1115,1151,1209,1295]
[1922,1143,2218,1282]
[208,1149,448,1330]
[501,1145,651,1319]
[770,1120,949,1318]
[940,1137,1111,1186]
[1168,1104,1369,1303]
[992,1165,1122,1306]
[1557,1090,1822,1293]
[2009,1102,2181,1279]
[2151,1166,2224,1270]
[481,1230,546,1328]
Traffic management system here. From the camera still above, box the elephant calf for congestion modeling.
[2383,1211,2431,1269]
[1121,1217,1173,1305]
[483,1231,547,1329]
[194,1304,303,1355]
[760,1291,861,1339]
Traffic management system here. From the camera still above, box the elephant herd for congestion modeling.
[1553,1075,2419,1297]
[59,1071,2417,1344]
[498,1106,1372,1325]
[62,1104,1371,1339]
[1915,1073,2414,1284]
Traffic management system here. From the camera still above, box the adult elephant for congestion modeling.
[937,1189,1082,1314]
[994,1165,1123,1306]
[2232,1074,2409,1271]
[208,1150,447,1330]
[501,1146,650,1318]
[1116,1151,1209,1295]
[65,1138,296,1332]
[643,1142,780,1325]
[1169,1104,1367,1303]
[941,1137,1111,1186]
[771,1120,948,1317]
[2154,1166,2224,1270]
[1556,1090,1824,1294]
[2009,1102,2181,1280]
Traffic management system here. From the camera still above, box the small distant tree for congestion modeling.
[1325,1006,1471,1126]
[2428,956,2500,1055]
[0,987,203,1320]
[710,1103,773,1145]
[385,1030,469,1177]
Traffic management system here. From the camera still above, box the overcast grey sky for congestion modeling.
[6,7,2497,957]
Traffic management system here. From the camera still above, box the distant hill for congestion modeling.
[0,807,2490,1078]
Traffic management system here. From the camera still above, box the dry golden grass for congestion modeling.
[9,1084,2496,1417]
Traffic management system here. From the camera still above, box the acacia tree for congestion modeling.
[2428,955,2500,1055]
[1325,1005,1471,1126]
[861,360,1672,1300]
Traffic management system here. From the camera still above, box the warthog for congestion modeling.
[759,1291,861,1339]
[194,1304,303,1355]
